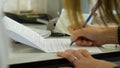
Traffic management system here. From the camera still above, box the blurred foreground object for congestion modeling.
[0,0,10,68]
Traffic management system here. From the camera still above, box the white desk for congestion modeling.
[9,39,120,65]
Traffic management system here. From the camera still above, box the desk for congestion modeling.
[9,42,120,68]
[9,24,120,68]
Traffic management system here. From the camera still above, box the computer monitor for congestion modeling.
[0,0,9,68]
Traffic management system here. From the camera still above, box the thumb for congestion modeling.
[71,36,78,42]
[70,30,83,42]
[70,29,94,43]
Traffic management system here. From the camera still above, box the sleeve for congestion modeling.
[118,26,120,44]
[114,66,120,68]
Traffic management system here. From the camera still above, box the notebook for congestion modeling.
[3,16,102,54]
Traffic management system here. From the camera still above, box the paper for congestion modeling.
[43,38,102,53]
[30,27,51,38]
[3,16,45,51]
[3,16,102,53]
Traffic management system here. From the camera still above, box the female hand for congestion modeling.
[57,49,116,68]
[68,25,118,46]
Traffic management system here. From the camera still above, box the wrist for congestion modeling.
[102,27,118,44]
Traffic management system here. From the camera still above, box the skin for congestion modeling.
[68,25,118,46]
[57,49,116,68]
[57,25,118,68]
[57,0,120,68]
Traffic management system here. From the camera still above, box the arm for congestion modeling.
[101,27,118,44]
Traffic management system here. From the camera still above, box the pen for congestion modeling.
[70,0,101,46]
[70,13,92,46]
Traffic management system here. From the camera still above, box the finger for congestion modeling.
[57,51,74,61]
[75,36,94,46]
[73,50,85,60]
[57,49,76,57]
[87,41,93,46]
[65,49,75,54]
[68,25,76,34]
[76,40,88,46]
[57,51,79,64]
[80,49,93,58]
[58,67,73,68]
[66,49,84,59]
[71,30,85,42]
[71,35,81,43]
[75,40,93,46]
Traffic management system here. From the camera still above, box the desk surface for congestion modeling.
[8,24,120,66]
[9,41,120,65]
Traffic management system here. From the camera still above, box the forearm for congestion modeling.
[102,27,118,44]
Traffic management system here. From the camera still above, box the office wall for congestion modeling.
[47,0,90,17]
[3,0,18,12]
[47,0,62,18]
[81,0,89,13]
[3,0,62,18]
[3,0,90,18]
[4,0,33,13]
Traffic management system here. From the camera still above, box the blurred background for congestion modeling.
[3,0,93,18]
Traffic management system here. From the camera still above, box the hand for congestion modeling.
[68,24,90,34]
[57,49,116,68]
[68,25,106,46]
[68,25,118,46]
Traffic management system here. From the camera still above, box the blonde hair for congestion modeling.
[99,0,120,25]
[62,0,84,28]
[62,0,120,26]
